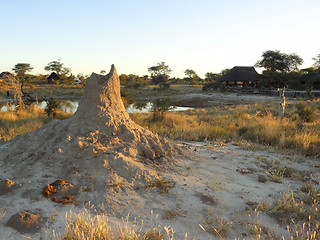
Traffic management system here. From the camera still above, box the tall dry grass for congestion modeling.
[131,101,320,157]
[0,105,72,141]
[48,209,175,240]
[1,100,319,156]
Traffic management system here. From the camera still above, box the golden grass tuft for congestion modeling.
[48,209,175,240]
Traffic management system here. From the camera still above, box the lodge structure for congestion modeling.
[220,66,260,88]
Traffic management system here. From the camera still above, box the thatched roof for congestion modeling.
[0,71,14,79]
[47,72,60,81]
[220,66,260,82]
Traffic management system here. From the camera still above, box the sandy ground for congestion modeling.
[0,141,318,240]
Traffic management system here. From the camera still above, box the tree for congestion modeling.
[148,62,172,78]
[220,68,230,76]
[184,69,197,79]
[255,50,303,73]
[119,74,129,84]
[312,54,320,69]
[12,63,33,95]
[285,53,303,72]
[44,60,71,75]
[12,63,33,76]
[205,72,219,82]
[152,98,173,120]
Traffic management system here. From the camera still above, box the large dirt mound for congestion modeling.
[0,65,185,207]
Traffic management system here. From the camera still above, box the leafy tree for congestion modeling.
[285,53,303,72]
[12,63,33,95]
[148,62,172,78]
[119,74,129,84]
[220,68,230,76]
[152,98,173,120]
[44,60,71,75]
[205,72,220,82]
[12,63,33,76]
[184,69,200,85]
[184,69,197,79]
[255,50,303,73]
[312,54,320,70]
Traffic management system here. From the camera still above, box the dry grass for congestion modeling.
[250,189,320,240]
[131,101,320,157]
[144,179,176,194]
[2,100,319,157]
[0,105,72,141]
[200,210,232,239]
[48,209,175,240]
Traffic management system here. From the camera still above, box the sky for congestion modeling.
[1,0,320,78]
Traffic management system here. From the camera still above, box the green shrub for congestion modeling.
[152,98,173,120]
[202,81,221,91]
[295,102,316,122]
[44,98,59,118]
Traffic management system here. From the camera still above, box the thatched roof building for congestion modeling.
[220,66,260,88]
[0,72,14,81]
[47,72,60,84]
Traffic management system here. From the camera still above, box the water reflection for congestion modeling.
[1,100,193,113]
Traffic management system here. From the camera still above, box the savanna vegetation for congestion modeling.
[1,52,320,239]
[1,99,319,157]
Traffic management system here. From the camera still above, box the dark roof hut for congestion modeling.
[220,66,260,88]
[0,72,14,80]
[47,72,60,84]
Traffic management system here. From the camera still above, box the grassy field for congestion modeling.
[131,100,320,157]
[0,106,72,141]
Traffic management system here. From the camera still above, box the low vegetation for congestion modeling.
[1,100,319,157]
[131,100,320,157]
[48,209,175,240]
[0,105,71,141]
[251,189,320,240]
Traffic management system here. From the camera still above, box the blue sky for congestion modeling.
[1,0,319,78]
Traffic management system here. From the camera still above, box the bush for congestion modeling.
[295,102,316,122]
[285,79,303,90]
[120,89,136,108]
[44,98,59,118]
[152,98,173,120]
[202,81,221,91]
[159,82,170,90]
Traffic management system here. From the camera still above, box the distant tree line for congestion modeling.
[2,51,320,95]
[254,50,320,89]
